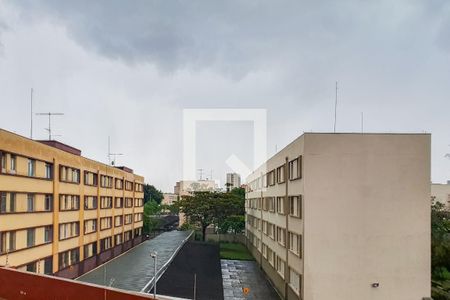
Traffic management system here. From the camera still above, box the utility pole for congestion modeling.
[197,168,204,180]
[35,112,64,140]
[334,81,338,133]
[30,88,33,139]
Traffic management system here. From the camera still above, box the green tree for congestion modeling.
[143,200,162,233]
[177,191,222,241]
[143,184,163,204]
[432,201,450,279]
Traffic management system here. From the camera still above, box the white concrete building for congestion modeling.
[245,133,431,300]
[226,173,241,191]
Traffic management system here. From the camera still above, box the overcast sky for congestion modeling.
[0,0,449,192]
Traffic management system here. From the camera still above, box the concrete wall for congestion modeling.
[431,183,450,208]
[245,133,431,300]
[303,133,430,300]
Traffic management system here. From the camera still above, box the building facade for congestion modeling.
[162,193,178,206]
[431,182,450,209]
[245,133,430,300]
[174,180,219,226]
[0,129,144,278]
[226,173,241,191]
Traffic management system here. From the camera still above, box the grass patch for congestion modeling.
[220,242,254,260]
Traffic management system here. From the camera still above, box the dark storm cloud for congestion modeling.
[8,0,430,76]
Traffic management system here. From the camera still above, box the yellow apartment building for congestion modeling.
[0,129,145,278]
[245,133,431,300]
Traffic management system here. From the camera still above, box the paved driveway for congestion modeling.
[221,259,280,300]
[77,230,192,292]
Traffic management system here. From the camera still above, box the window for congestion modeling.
[27,194,35,212]
[276,256,285,278]
[44,257,53,275]
[44,226,53,243]
[125,198,133,208]
[276,197,285,214]
[58,248,79,269]
[276,165,285,183]
[0,232,15,253]
[277,227,286,246]
[124,214,133,224]
[0,153,5,173]
[27,159,35,177]
[84,219,97,234]
[289,268,301,295]
[9,193,15,213]
[134,213,143,222]
[115,197,123,208]
[289,156,302,180]
[288,232,302,257]
[267,170,275,186]
[100,197,112,209]
[59,222,80,240]
[0,192,6,213]
[125,181,134,191]
[262,243,267,258]
[27,228,35,247]
[114,215,123,227]
[265,197,275,212]
[44,195,53,211]
[134,227,142,237]
[26,262,36,273]
[115,178,123,189]
[100,237,112,251]
[45,163,52,179]
[84,196,97,210]
[84,242,97,259]
[100,217,112,230]
[115,233,123,245]
[100,175,113,188]
[59,166,80,184]
[10,155,16,173]
[134,198,143,207]
[84,171,98,186]
[59,195,80,211]
[289,195,302,218]
[124,230,132,242]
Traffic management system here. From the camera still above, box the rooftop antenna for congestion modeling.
[108,136,123,166]
[197,168,204,180]
[30,88,33,139]
[334,81,338,133]
[35,112,64,140]
[361,112,364,133]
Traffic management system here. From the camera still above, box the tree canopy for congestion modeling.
[143,184,164,204]
[176,188,245,241]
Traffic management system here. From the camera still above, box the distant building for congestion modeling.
[174,180,218,195]
[0,129,145,279]
[245,133,430,300]
[162,193,178,206]
[226,173,241,191]
[431,182,450,208]
[174,180,219,226]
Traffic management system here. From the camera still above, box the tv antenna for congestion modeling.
[30,88,33,139]
[334,81,338,133]
[35,112,64,140]
[197,168,204,180]
[108,136,123,166]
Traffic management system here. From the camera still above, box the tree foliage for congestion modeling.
[176,189,245,241]
[432,201,450,280]
[143,184,164,204]
[143,200,162,233]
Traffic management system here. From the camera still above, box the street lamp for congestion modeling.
[150,251,158,299]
